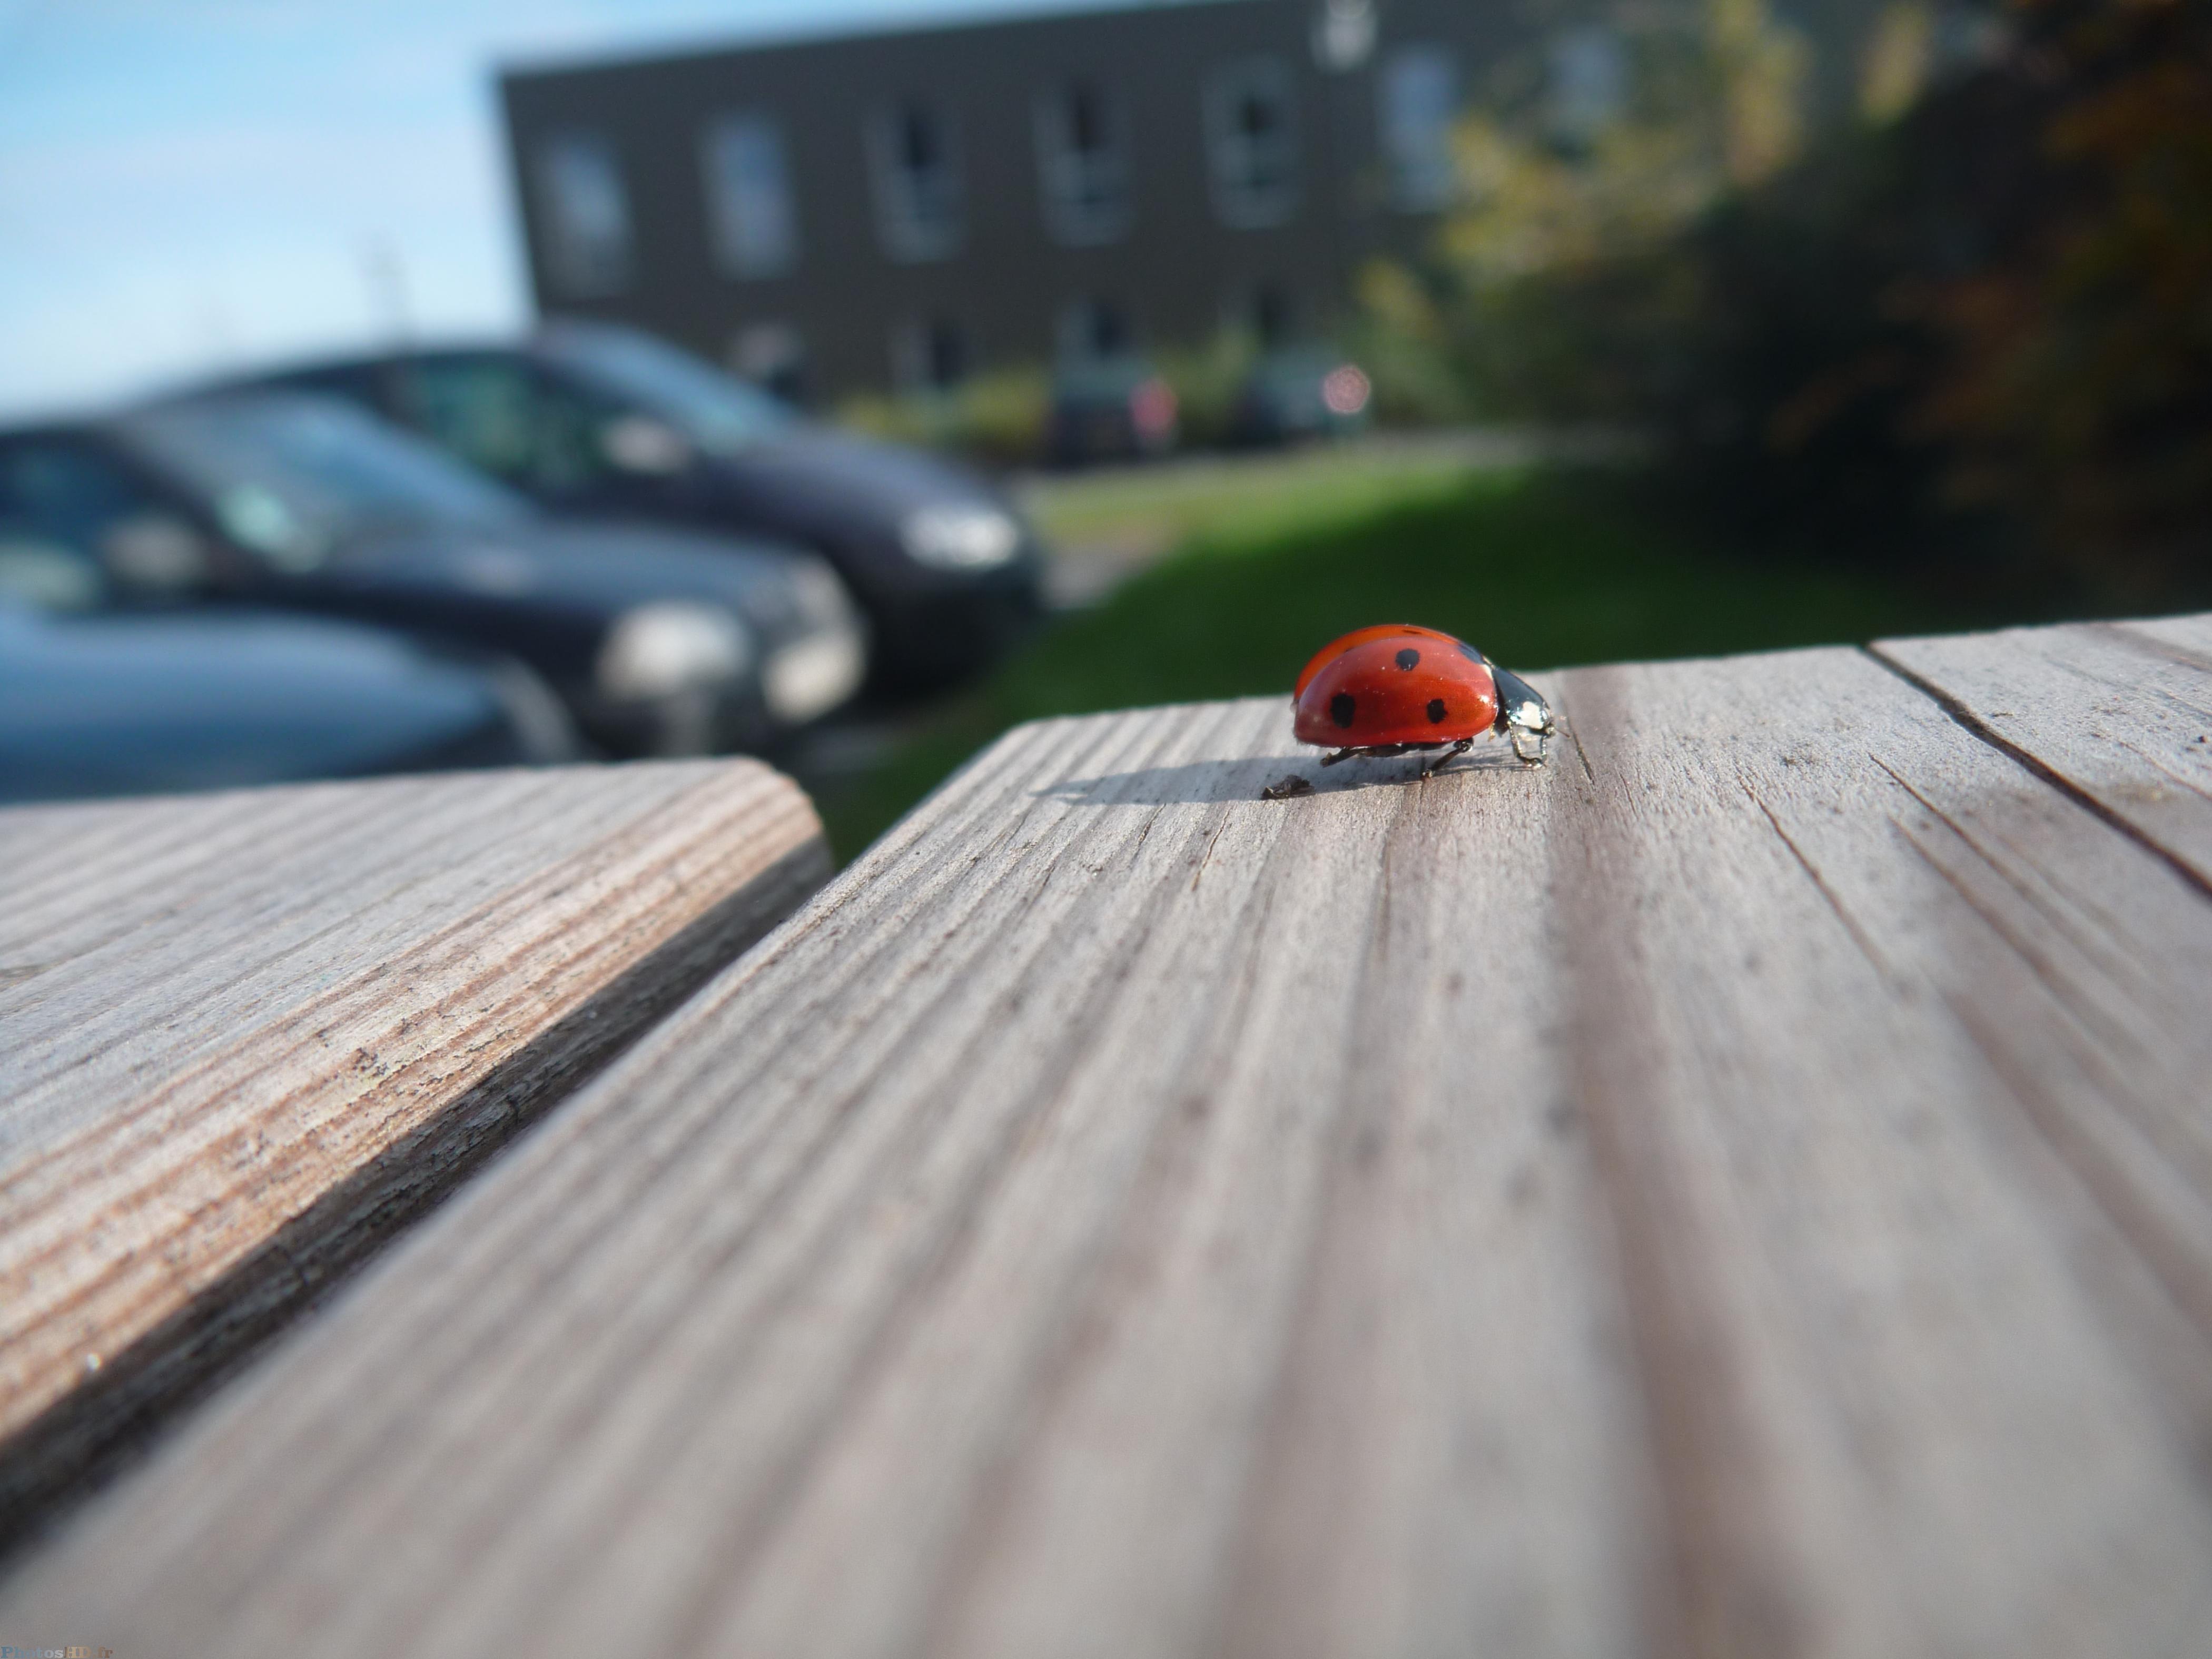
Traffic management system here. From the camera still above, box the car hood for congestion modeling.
[322,518,842,638]
[0,605,515,801]
[709,427,1005,526]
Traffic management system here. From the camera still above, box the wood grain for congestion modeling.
[7,619,2212,1656]
[0,760,828,1542]
[1874,615,2212,890]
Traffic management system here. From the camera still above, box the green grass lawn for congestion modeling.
[807,462,2092,864]
[1013,435,1509,554]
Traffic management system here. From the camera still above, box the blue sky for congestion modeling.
[0,0,1168,419]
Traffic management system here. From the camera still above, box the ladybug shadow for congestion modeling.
[1036,745,1526,806]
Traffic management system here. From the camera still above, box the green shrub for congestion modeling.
[1154,329,1259,449]
[838,364,1051,468]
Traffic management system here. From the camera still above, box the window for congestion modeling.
[1034,80,1130,246]
[1242,281,1296,348]
[702,113,799,279]
[534,131,633,297]
[0,439,169,606]
[1549,26,1628,148]
[120,400,530,561]
[729,323,809,406]
[1311,0,1377,72]
[0,440,166,563]
[1056,298,1131,364]
[273,362,384,406]
[545,325,795,452]
[395,357,618,494]
[1203,58,1300,229]
[1379,46,1460,211]
[892,319,970,392]
[868,102,963,262]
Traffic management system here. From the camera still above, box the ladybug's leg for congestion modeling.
[1320,747,1359,767]
[1418,738,1473,780]
[1507,728,1548,765]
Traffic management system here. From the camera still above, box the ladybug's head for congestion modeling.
[1489,665,1555,764]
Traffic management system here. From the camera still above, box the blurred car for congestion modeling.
[197,323,1046,694]
[1230,348,1374,447]
[0,553,575,803]
[1044,358,1180,468]
[0,395,867,758]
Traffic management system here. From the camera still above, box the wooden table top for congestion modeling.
[6,616,2212,1656]
[0,760,827,1545]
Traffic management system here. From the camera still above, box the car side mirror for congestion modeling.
[599,415,694,476]
[101,514,215,595]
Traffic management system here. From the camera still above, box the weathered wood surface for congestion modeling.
[0,760,828,1540]
[1874,614,2212,887]
[8,616,2212,1656]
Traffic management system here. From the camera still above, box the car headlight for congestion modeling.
[595,603,753,701]
[763,629,866,724]
[900,505,1022,571]
[786,558,861,630]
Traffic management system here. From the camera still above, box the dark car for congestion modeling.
[200,323,1046,693]
[0,550,574,803]
[1230,348,1374,447]
[1045,357,1181,468]
[0,396,867,758]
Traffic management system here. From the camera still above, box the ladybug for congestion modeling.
[1288,624,1554,778]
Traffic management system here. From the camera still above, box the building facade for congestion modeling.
[498,0,1875,403]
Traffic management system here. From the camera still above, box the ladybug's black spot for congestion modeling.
[1426,698,1448,724]
[1457,641,1485,665]
[1330,692,1357,729]
[1395,647,1420,670]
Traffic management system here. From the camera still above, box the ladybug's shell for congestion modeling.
[1293,627,1497,747]
[1292,623,1473,701]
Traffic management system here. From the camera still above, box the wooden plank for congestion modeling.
[1874,615,2212,888]
[7,621,2212,1654]
[1539,649,2212,1657]
[0,760,829,1542]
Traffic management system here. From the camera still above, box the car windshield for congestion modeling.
[119,396,532,568]
[542,325,794,456]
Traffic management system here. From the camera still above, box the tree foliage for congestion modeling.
[1384,0,2212,594]
[1913,0,2212,588]
[1362,0,1812,422]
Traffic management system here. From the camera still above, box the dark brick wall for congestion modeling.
[498,0,1876,401]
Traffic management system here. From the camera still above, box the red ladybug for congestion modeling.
[1288,624,1554,778]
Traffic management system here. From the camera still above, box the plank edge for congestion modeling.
[0,834,831,1561]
